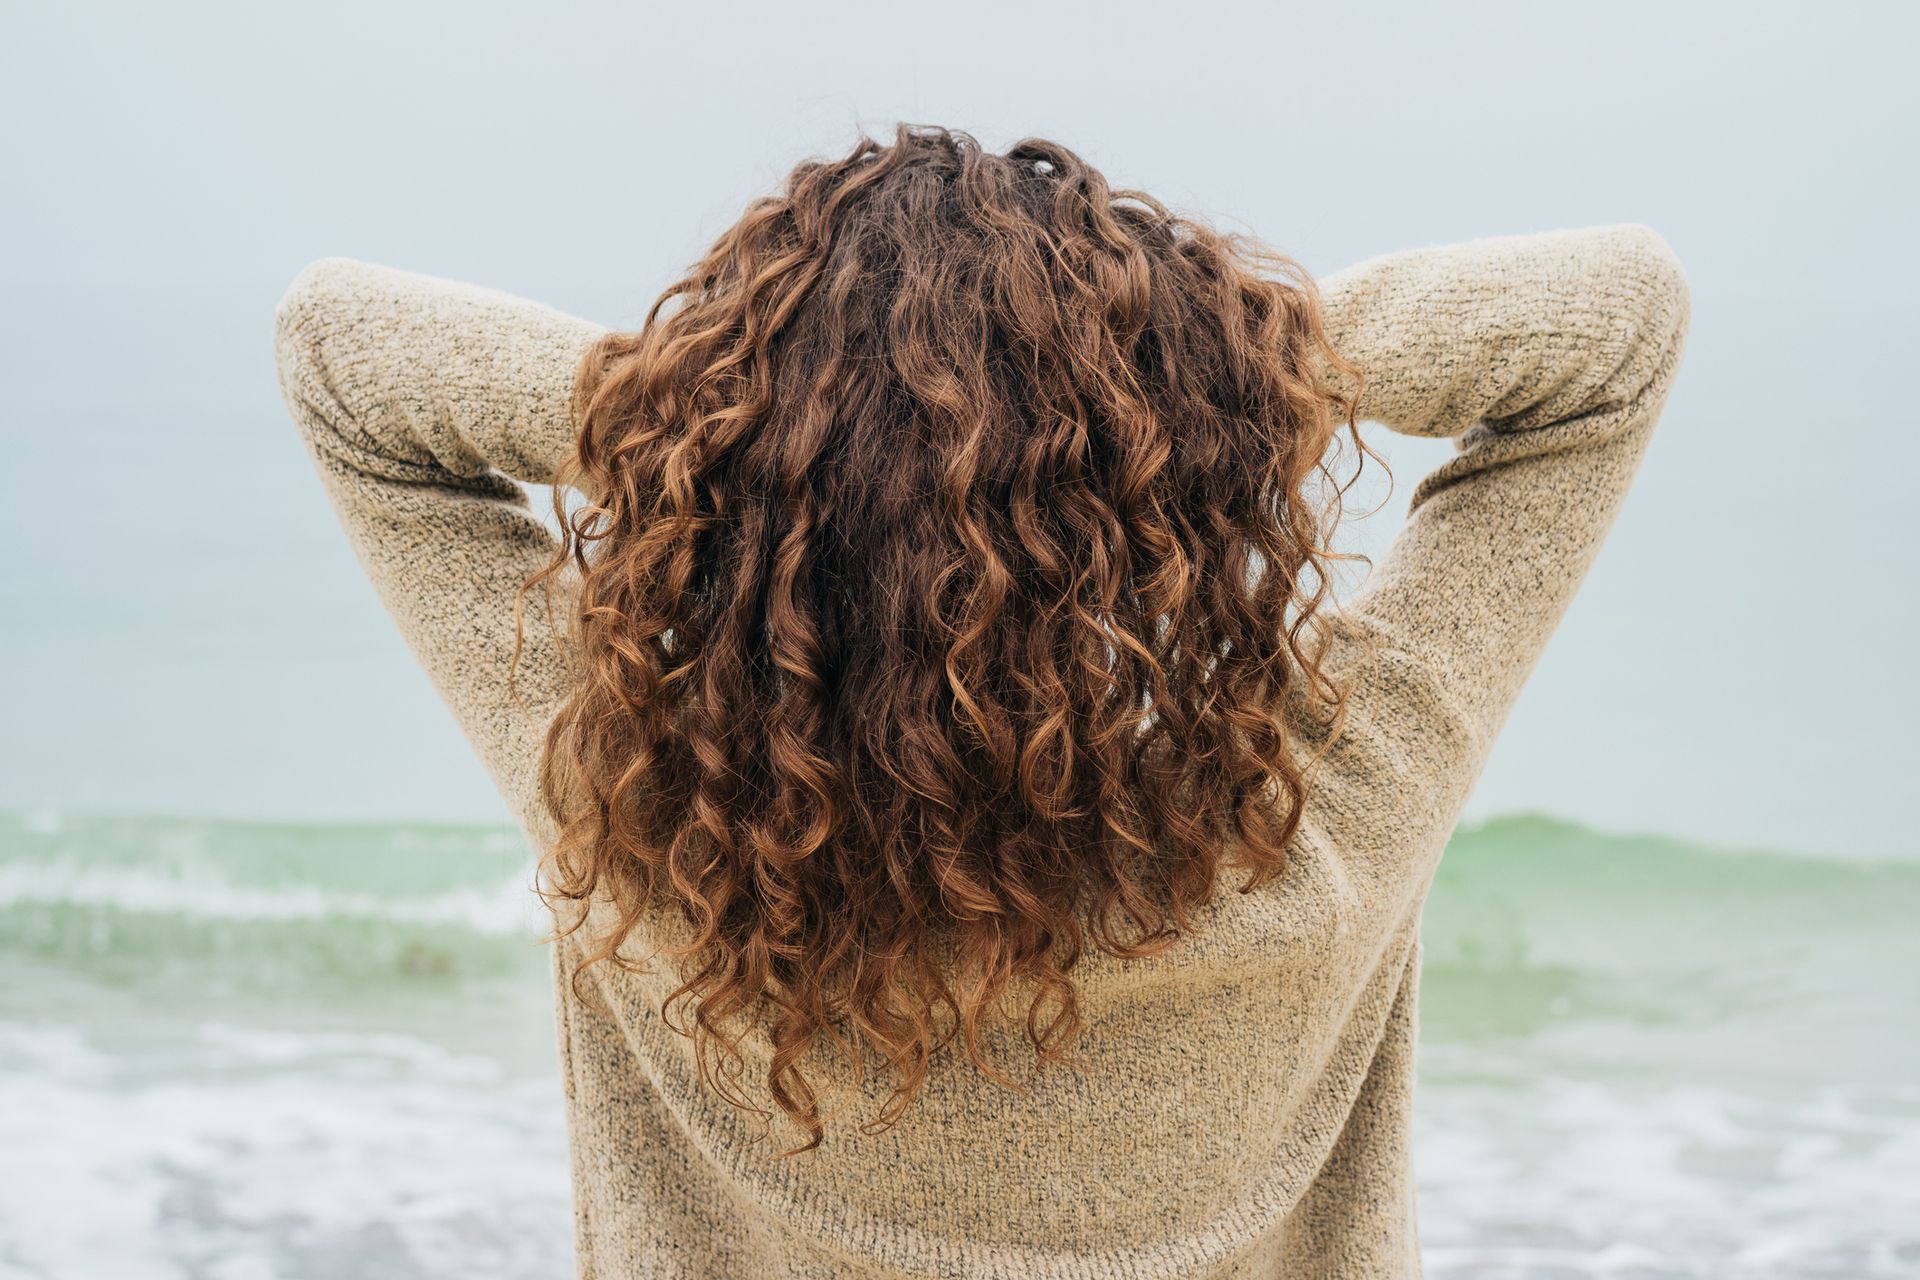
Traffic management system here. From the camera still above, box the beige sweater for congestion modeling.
[272,224,1690,1279]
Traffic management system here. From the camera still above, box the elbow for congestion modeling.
[272,257,373,442]
[1614,224,1693,357]
[1576,224,1692,413]
[273,257,362,371]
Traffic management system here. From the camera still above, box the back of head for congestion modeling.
[530,123,1366,1153]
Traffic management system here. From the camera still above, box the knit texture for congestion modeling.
[272,224,1691,1279]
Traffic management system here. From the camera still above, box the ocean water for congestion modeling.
[0,809,1914,1279]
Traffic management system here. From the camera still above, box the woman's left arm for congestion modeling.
[272,258,609,844]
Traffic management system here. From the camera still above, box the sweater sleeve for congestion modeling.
[271,258,609,845]
[1315,224,1692,762]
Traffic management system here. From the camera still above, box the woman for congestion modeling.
[273,125,1689,1279]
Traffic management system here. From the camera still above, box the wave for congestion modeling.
[0,810,551,996]
[3,808,1914,1046]
[3,809,1914,1277]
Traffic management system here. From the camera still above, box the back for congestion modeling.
[271,221,1690,1277]
[551,637,1467,1277]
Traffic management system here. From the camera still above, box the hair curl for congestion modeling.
[519,124,1373,1155]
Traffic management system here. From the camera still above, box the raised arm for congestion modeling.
[1316,224,1692,764]
[272,259,608,844]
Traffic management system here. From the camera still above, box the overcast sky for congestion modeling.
[2,0,1914,858]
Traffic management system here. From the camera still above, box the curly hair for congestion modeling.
[519,124,1372,1155]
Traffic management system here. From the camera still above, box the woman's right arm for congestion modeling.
[1315,224,1692,765]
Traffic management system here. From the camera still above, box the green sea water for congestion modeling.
[1,809,1914,1277]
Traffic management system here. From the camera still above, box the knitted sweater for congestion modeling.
[272,224,1691,1279]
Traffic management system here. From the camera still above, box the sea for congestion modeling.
[1,808,1914,1279]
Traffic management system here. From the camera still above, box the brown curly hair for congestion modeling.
[520,124,1372,1155]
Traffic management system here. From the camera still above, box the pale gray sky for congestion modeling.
[2,0,1914,857]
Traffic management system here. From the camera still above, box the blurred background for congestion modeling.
[2,1,1915,1276]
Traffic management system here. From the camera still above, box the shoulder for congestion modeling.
[1302,614,1485,835]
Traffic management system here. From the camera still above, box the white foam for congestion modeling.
[4,1017,1916,1278]
[0,1022,573,1279]
[0,860,549,936]
[1416,1065,1920,1276]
